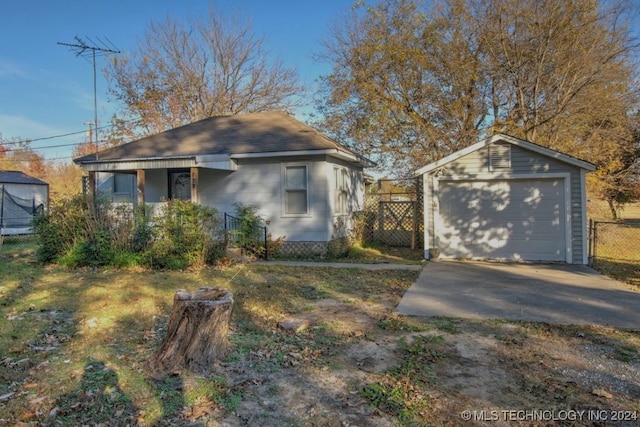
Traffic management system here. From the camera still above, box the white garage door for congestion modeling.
[437,179,566,262]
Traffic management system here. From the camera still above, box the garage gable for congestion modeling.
[416,134,596,264]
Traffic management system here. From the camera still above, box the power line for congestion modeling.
[1,141,88,153]
[0,126,110,146]
[1,116,142,148]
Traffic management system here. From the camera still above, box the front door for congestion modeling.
[170,171,191,201]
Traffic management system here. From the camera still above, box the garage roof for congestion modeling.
[415,133,596,176]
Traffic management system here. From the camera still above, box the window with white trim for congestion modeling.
[284,165,308,215]
[334,167,349,214]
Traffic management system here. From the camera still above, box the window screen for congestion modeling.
[284,165,308,214]
[334,167,348,214]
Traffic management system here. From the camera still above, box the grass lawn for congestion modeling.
[1,243,639,426]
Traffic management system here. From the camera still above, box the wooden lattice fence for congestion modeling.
[363,178,424,248]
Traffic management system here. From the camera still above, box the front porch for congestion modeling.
[85,154,237,207]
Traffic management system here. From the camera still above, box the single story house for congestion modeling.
[74,111,374,255]
[415,133,596,264]
[0,170,49,235]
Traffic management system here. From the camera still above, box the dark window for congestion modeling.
[170,171,191,201]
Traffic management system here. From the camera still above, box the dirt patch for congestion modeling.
[213,297,640,426]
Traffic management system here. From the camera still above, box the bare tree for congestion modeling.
[476,0,637,145]
[105,6,303,139]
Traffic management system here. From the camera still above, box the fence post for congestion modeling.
[223,213,228,249]
[592,220,598,267]
[264,225,268,260]
[0,185,4,233]
[587,218,593,267]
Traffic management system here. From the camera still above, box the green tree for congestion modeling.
[0,134,48,180]
[317,0,488,172]
[105,6,303,140]
[317,0,639,213]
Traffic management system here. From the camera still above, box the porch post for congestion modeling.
[87,171,97,199]
[190,167,199,204]
[137,169,145,207]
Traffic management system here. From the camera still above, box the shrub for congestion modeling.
[34,193,113,266]
[233,204,267,257]
[36,195,225,270]
[144,200,223,269]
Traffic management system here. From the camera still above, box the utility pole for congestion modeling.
[58,36,120,156]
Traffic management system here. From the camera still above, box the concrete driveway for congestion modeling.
[397,261,640,328]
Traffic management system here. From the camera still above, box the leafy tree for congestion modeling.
[317,0,488,172]
[105,6,303,140]
[587,112,640,219]
[0,134,48,180]
[317,0,639,213]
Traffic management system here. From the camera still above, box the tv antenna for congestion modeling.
[58,36,120,152]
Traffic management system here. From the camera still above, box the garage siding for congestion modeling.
[424,142,587,264]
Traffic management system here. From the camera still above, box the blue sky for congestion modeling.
[0,0,355,163]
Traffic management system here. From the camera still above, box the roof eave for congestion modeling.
[231,149,376,167]
[74,149,376,171]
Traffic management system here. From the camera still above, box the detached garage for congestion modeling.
[416,134,596,264]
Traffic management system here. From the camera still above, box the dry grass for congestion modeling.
[588,200,640,221]
[0,246,418,425]
[1,245,639,426]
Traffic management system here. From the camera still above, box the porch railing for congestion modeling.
[224,213,268,260]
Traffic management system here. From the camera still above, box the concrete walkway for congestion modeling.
[397,261,640,329]
[253,260,424,270]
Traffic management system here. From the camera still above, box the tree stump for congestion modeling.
[151,287,233,374]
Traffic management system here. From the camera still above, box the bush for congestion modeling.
[233,204,267,257]
[34,193,113,266]
[35,195,224,270]
[144,200,223,269]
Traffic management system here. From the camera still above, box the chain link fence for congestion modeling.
[588,219,640,286]
[0,232,38,255]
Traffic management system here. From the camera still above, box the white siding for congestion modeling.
[102,156,365,243]
[198,157,332,242]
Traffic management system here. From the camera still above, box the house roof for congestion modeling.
[74,111,373,167]
[0,170,48,185]
[415,133,596,176]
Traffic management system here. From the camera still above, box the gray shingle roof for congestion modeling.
[75,111,363,163]
[0,170,48,185]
